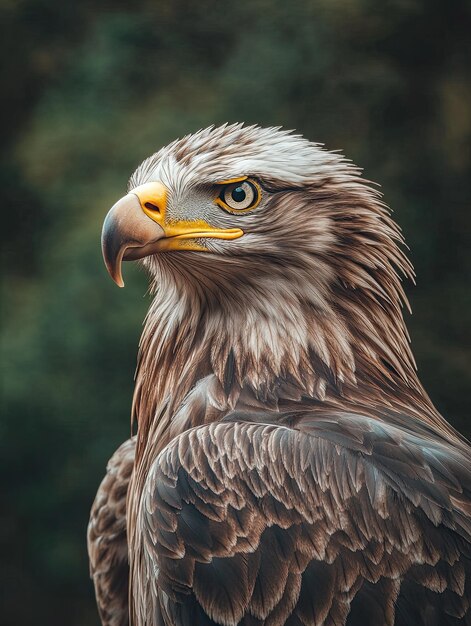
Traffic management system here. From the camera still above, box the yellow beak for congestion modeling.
[101,181,244,287]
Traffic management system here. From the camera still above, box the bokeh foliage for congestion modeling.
[1,1,470,625]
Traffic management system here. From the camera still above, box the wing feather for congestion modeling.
[135,413,471,625]
[87,437,136,626]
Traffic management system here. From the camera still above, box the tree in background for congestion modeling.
[1,1,470,625]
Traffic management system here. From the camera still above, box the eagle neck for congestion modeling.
[132,266,460,459]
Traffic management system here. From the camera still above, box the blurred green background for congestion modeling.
[1,1,470,624]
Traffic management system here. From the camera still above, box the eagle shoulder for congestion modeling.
[138,413,471,626]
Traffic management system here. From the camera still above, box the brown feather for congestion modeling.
[89,125,471,626]
[87,437,135,626]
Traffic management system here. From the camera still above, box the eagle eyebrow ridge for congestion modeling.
[215,175,248,185]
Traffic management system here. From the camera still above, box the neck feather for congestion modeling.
[131,263,453,467]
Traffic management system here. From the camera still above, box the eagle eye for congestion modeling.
[216,179,261,213]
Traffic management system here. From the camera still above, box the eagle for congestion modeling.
[88,124,471,626]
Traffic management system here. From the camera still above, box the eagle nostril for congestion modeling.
[144,202,161,214]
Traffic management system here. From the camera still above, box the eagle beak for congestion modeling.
[101,182,243,287]
[101,190,165,288]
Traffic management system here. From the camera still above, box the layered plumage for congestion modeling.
[88,437,135,626]
[88,124,471,626]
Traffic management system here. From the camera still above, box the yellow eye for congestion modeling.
[216,179,261,213]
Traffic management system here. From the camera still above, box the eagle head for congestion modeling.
[102,124,405,297]
[101,124,427,415]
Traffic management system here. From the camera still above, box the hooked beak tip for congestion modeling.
[110,268,125,288]
[103,255,125,288]
[101,213,127,288]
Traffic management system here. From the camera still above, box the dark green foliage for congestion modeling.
[0,1,470,624]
